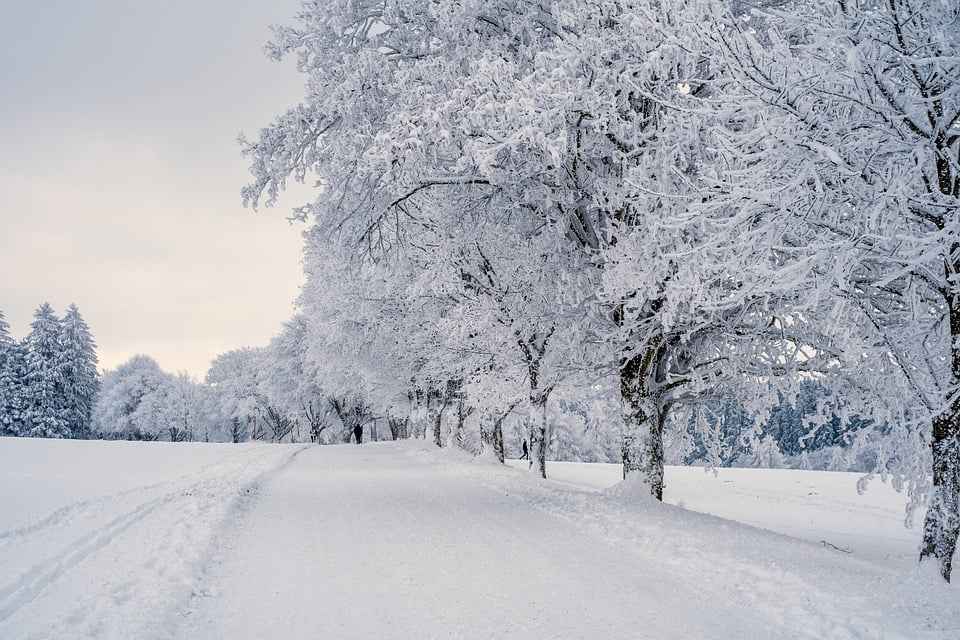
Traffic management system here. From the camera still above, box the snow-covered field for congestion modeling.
[1,438,957,639]
[507,460,919,569]
[0,437,306,639]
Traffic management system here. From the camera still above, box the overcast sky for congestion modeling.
[0,1,312,377]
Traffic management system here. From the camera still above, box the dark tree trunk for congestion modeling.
[249,416,265,441]
[432,409,443,447]
[451,398,471,449]
[920,294,960,581]
[620,339,666,501]
[479,417,494,456]
[230,417,245,443]
[530,396,548,479]
[526,419,534,471]
[388,416,409,440]
[516,329,554,478]
[480,403,515,463]
[492,417,506,464]
[420,390,431,439]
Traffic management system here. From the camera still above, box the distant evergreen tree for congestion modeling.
[59,304,100,438]
[1,342,28,436]
[684,380,872,468]
[683,397,753,467]
[0,311,11,391]
[0,311,26,436]
[0,310,11,350]
[764,381,871,456]
[22,303,70,438]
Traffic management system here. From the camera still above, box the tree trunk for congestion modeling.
[530,397,548,479]
[432,408,443,448]
[480,406,512,463]
[449,399,469,449]
[620,341,666,501]
[492,417,505,464]
[620,403,666,500]
[640,409,667,498]
[920,297,960,581]
[480,415,495,457]
[919,410,960,581]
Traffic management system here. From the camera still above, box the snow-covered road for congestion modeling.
[178,443,740,639]
[175,442,958,640]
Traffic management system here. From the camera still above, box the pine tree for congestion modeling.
[0,312,11,391]
[22,303,70,438]
[59,304,100,438]
[0,310,11,350]
[1,342,28,436]
[0,310,25,436]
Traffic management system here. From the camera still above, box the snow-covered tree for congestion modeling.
[59,304,100,438]
[242,1,605,474]
[240,0,959,578]
[22,303,70,438]
[207,346,301,443]
[206,348,266,442]
[93,355,168,440]
[0,310,26,436]
[0,310,11,353]
[259,315,331,443]
[703,0,960,581]
[154,372,213,442]
[94,356,216,442]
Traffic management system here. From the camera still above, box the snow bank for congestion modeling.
[501,455,959,638]
[508,459,921,568]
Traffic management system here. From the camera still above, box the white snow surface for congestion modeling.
[506,460,921,568]
[2,438,958,639]
[0,437,306,639]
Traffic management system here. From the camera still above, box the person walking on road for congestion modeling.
[519,440,529,460]
[353,424,363,444]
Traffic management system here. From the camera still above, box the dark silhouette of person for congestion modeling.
[353,424,363,444]
[520,440,529,460]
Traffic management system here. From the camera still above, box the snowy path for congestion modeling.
[175,442,958,640]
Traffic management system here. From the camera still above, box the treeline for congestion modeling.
[92,355,215,442]
[0,305,410,445]
[90,347,341,445]
[0,305,99,439]
[4,306,867,465]
[234,1,959,579]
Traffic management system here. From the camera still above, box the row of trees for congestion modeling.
[0,305,100,439]
[92,355,216,442]
[0,313,390,446]
[204,323,385,445]
[236,1,959,580]
[92,343,369,445]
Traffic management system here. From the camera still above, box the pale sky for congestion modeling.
[0,1,312,377]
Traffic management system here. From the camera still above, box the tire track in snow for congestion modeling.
[0,449,276,546]
[0,444,309,633]
[0,492,171,623]
[0,480,171,546]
